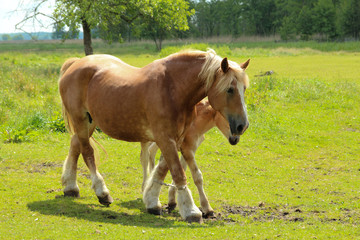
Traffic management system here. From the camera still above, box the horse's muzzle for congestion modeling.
[228,115,249,136]
[229,135,239,145]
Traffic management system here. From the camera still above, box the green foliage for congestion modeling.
[297,6,315,40]
[52,0,193,52]
[1,34,11,41]
[341,0,360,39]
[47,111,66,133]
[12,34,24,41]
[313,0,337,40]
[134,0,194,50]
[279,16,297,41]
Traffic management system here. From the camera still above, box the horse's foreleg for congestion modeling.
[159,141,202,223]
[62,135,81,197]
[183,150,214,218]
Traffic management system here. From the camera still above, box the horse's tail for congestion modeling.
[59,57,107,163]
[59,57,80,135]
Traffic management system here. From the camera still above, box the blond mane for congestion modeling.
[198,49,249,93]
[165,49,249,93]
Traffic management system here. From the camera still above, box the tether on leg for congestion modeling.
[160,141,202,223]
[167,154,187,212]
[143,155,168,215]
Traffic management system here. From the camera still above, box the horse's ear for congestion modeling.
[241,59,250,70]
[221,57,229,73]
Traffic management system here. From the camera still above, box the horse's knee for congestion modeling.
[193,169,203,186]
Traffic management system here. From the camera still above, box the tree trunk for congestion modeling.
[81,18,93,56]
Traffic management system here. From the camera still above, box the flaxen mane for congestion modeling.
[198,49,249,93]
[166,49,248,93]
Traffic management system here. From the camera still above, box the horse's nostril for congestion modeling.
[237,124,244,133]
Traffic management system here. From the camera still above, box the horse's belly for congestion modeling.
[100,128,154,142]
[97,121,154,142]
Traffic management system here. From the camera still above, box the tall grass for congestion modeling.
[1,38,359,54]
[1,40,359,143]
[0,52,67,142]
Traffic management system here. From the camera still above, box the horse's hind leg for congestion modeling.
[167,155,187,212]
[62,135,81,197]
[140,142,152,192]
[143,154,168,215]
[67,112,113,205]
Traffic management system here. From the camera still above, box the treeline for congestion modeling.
[188,0,360,41]
[6,0,359,47]
[94,0,359,45]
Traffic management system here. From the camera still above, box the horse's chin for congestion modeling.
[228,135,239,145]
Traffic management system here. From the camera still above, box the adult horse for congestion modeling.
[59,49,250,223]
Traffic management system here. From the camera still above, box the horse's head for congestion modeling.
[203,55,250,138]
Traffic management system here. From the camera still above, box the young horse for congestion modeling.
[140,99,239,218]
[59,49,250,223]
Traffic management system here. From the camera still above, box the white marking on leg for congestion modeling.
[61,155,79,194]
[143,157,167,210]
[91,170,110,198]
[177,186,202,220]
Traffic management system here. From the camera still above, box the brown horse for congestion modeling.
[140,99,239,218]
[59,49,250,223]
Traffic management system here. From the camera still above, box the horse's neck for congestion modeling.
[193,103,217,135]
[164,55,207,109]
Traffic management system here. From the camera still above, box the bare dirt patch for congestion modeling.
[222,203,304,222]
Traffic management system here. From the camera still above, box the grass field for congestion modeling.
[0,40,359,239]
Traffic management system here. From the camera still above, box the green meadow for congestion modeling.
[0,40,359,239]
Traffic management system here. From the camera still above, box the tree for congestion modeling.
[18,0,193,55]
[12,34,25,41]
[194,0,221,37]
[242,0,277,35]
[341,0,360,39]
[313,0,337,40]
[134,0,194,50]
[1,34,11,41]
[52,22,65,39]
[53,0,139,55]
[297,6,315,40]
[279,16,297,41]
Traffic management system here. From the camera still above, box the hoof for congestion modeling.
[203,210,215,219]
[166,203,177,213]
[147,207,162,215]
[185,215,203,224]
[64,190,80,198]
[97,195,113,206]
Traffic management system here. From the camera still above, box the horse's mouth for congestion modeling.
[229,135,240,145]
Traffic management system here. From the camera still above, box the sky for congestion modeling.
[0,0,55,34]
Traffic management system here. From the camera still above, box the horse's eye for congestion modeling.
[227,87,234,94]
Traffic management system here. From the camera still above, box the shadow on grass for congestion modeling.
[27,196,202,228]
